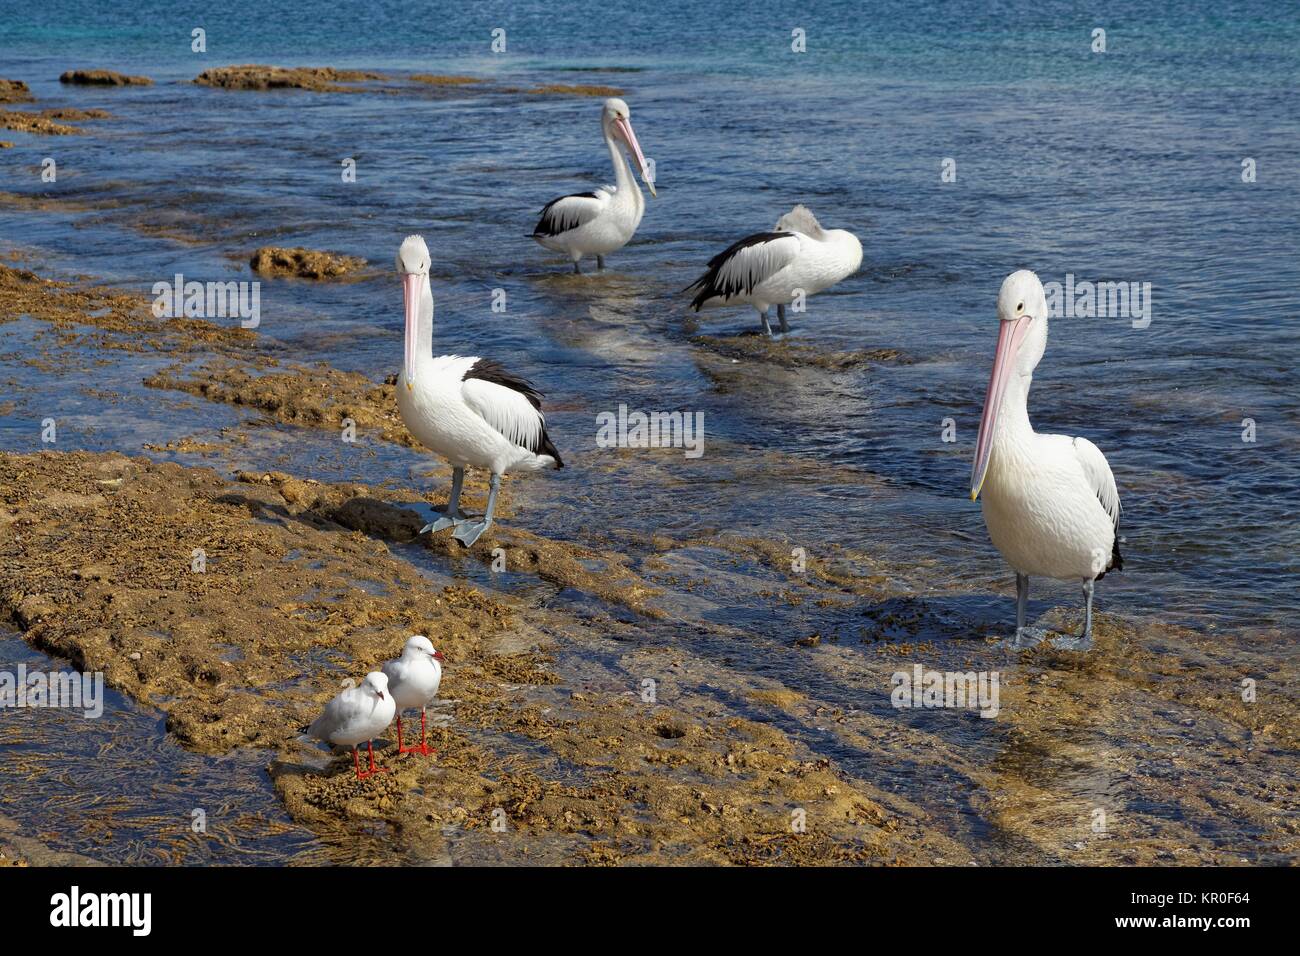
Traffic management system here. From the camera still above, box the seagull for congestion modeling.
[395,235,563,548]
[531,97,656,273]
[970,270,1123,650]
[684,205,862,336]
[382,635,444,758]
[305,672,396,780]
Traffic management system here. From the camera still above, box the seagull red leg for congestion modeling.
[414,706,437,757]
[364,739,388,776]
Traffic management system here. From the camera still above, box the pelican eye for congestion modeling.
[1016,302,1024,312]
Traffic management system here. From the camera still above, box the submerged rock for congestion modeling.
[249,246,366,280]
[528,83,625,96]
[0,109,80,135]
[410,74,481,86]
[194,64,385,92]
[59,69,153,86]
[0,79,33,104]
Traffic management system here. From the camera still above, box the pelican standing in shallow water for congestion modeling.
[396,235,563,548]
[970,270,1123,650]
[531,97,656,273]
[684,205,862,336]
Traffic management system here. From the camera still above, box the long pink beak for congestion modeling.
[402,272,422,391]
[614,117,655,197]
[970,316,1032,500]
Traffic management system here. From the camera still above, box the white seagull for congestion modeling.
[305,672,396,780]
[396,235,563,548]
[970,270,1123,650]
[531,97,656,273]
[382,635,444,758]
[684,205,862,337]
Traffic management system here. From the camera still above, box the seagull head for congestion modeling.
[362,671,390,701]
[602,98,655,198]
[971,270,1049,500]
[404,634,444,663]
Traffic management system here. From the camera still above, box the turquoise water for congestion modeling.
[1,0,1297,632]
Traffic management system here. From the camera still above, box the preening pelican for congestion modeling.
[971,270,1123,650]
[396,235,563,548]
[531,97,656,273]
[684,205,862,336]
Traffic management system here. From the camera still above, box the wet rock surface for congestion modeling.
[59,69,153,86]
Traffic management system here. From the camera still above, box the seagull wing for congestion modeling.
[307,685,364,742]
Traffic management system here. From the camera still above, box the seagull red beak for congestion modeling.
[971,315,1032,500]
[433,650,445,662]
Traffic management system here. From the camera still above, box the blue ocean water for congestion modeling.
[0,0,1297,637]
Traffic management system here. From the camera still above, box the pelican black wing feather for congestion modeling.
[462,359,564,467]
[532,192,601,238]
[683,231,795,310]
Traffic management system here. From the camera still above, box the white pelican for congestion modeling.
[970,270,1123,650]
[306,672,395,780]
[382,635,443,758]
[531,97,656,273]
[396,235,563,548]
[684,205,862,336]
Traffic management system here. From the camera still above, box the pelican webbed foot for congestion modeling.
[452,518,492,548]
[420,466,467,535]
[1052,579,1096,651]
[1050,631,1094,652]
[1008,626,1053,650]
[451,473,501,549]
[422,511,468,534]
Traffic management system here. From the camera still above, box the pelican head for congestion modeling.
[970,270,1049,501]
[397,235,431,391]
[362,671,390,701]
[403,634,444,662]
[602,97,655,198]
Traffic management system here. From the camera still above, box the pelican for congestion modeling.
[531,97,656,273]
[396,235,563,548]
[970,270,1123,650]
[684,205,862,336]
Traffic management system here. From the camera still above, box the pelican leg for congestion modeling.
[573,260,582,275]
[758,308,774,337]
[453,473,500,548]
[1010,573,1051,648]
[777,304,790,334]
[597,255,605,270]
[422,466,467,534]
[1053,579,1096,651]
[1015,573,1028,634]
